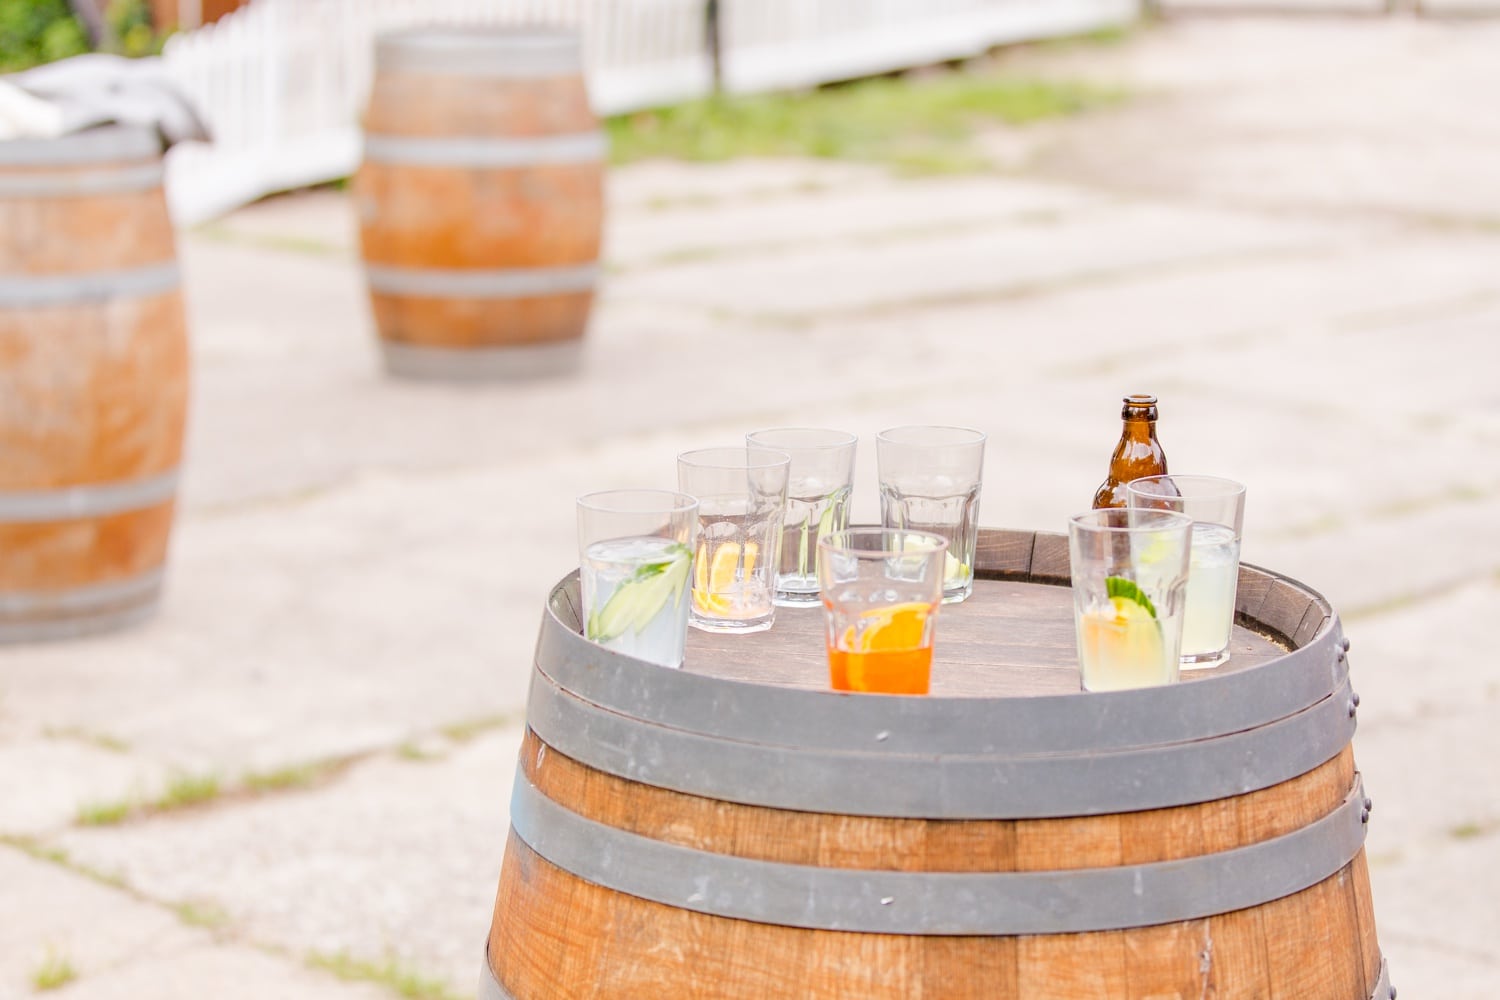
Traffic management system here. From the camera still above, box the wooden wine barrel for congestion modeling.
[355,29,604,380]
[0,126,189,643]
[482,528,1391,1000]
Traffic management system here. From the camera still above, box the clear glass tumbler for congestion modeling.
[875,425,986,604]
[1127,475,1247,669]
[817,528,947,695]
[576,490,699,669]
[1067,508,1192,692]
[745,427,857,608]
[676,446,791,634]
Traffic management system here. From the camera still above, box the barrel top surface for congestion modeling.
[374,27,582,76]
[0,124,161,166]
[684,577,1285,698]
[531,527,1349,814]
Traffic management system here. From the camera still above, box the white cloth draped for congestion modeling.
[0,53,209,148]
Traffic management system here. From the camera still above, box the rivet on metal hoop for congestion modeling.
[1352,692,1361,708]
[1341,636,1352,652]
[1337,649,1347,663]
[1361,808,1370,824]
[1348,700,1358,718]
[1364,797,1373,813]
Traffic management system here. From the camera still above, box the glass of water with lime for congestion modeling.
[577,490,699,669]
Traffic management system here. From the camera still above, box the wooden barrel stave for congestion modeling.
[485,529,1385,997]
[356,30,603,378]
[0,127,188,641]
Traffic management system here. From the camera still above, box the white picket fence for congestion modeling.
[161,0,1139,226]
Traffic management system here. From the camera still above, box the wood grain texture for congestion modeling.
[0,178,175,274]
[368,290,594,350]
[355,50,603,355]
[491,737,1377,998]
[0,149,187,628]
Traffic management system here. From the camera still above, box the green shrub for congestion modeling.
[0,0,89,72]
[0,0,164,73]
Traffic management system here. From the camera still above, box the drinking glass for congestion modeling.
[1126,475,1247,669]
[817,528,947,695]
[745,428,857,607]
[676,447,791,634]
[576,490,699,669]
[1068,508,1192,692]
[875,425,986,603]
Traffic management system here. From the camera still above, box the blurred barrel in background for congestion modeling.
[356,29,604,380]
[0,126,190,642]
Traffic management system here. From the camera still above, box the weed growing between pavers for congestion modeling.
[242,764,321,792]
[607,71,1125,172]
[41,726,131,753]
[31,948,77,991]
[154,772,222,810]
[173,899,231,930]
[307,951,463,1000]
[75,798,132,826]
[438,714,518,744]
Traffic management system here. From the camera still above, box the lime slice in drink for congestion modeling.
[588,544,692,643]
[1105,576,1156,618]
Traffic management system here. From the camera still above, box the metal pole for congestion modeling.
[67,0,110,47]
[705,0,722,94]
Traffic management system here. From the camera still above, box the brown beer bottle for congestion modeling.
[1091,393,1169,509]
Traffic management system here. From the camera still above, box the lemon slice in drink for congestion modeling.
[587,545,691,643]
[1080,577,1164,673]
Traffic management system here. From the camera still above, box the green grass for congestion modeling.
[31,949,77,991]
[307,951,462,1000]
[154,772,221,810]
[242,764,320,793]
[43,726,131,753]
[173,900,231,929]
[439,715,514,744]
[607,71,1125,172]
[1450,822,1487,840]
[76,798,133,827]
[396,742,442,762]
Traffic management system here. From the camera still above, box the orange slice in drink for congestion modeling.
[835,602,934,694]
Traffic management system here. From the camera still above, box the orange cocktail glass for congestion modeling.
[817,529,946,696]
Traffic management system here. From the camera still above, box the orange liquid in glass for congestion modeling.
[827,644,933,695]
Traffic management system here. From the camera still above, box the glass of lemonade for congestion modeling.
[745,428,857,608]
[875,425,986,604]
[577,490,699,669]
[1126,475,1247,669]
[817,528,947,695]
[677,446,791,634]
[1068,508,1192,692]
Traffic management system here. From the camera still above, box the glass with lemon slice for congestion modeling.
[677,447,791,634]
[817,528,947,695]
[577,490,699,669]
[1068,508,1192,692]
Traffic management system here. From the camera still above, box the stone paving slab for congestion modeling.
[1016,18,1500,223]
[36,945,394,1000]
[605,174,1116,270]
[0,849,199,998]
[1367,831,1500,994]
[53,727,524,998]
[608,200,1351,319]
[0,736,173,837]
